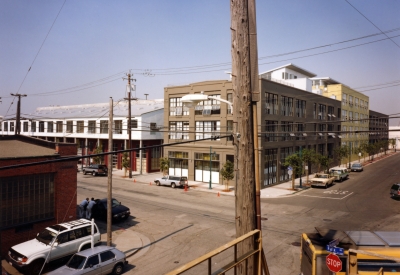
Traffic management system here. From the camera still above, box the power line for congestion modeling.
[344,0,400,50]
[15,0,67,94]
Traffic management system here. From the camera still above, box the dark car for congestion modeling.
[82,164,108,176]
[91,198,130,222]
[390,183,400,199]
[351,163,363,172]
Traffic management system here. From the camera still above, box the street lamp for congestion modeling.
[181,92,233,110]
[358,152,361,163]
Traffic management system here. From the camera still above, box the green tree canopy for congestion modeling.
[220,160,234,191]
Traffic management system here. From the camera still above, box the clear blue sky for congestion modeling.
[1,0,399,125]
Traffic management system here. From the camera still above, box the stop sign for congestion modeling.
[326,253,342,273]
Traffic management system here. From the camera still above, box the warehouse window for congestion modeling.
[0,173,55,228]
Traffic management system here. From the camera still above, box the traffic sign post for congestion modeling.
[326,253,342,273]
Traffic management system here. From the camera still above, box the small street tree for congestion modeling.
[122,152,130,177]
[319,155,332,173]
[220,160,234,191]
[301,148,316,184]
[366,143,376,161]
[92,143,103,165]
[283,153,302,190]
[359,142,369,162]
[389,138,396,152]
[334,145,348,167]
[160,157,169,176]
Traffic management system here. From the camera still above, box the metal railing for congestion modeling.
[166,230,264,275]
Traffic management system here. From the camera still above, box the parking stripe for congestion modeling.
[298,192,354,200]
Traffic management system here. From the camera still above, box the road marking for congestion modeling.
[299,192,353,200]
[323,190,349,195]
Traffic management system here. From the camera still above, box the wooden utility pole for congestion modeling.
[10,93,27,135]
[124,73,136,178]
[231,0,268,274]
[107,97,113,246]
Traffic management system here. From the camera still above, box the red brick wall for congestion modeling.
[0,143,77,257]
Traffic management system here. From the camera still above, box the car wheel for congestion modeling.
[83,170,86,175]
[28,259,45,275]
[92,171,96,176]
[171,182,176,188]
[155,181,160,186]
[112,263,124,275]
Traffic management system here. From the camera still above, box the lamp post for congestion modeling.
[299,146,302,188]
[209,147,215,189]
[358,152,361,163]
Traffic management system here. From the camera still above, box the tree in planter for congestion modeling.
[359,142,369,162]
[318,155,332,173]
[389,138,396,152]
[334,145,348,168]
[122,152,130,177]
[365,143,376,161]
[301,149,316,184]
[160,157,169,176]
[92,144,103,165]
[283,153,302,190]
[220,160,234,191]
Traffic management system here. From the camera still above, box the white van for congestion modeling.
[329,167,349,182]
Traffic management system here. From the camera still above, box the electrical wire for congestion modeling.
[15,0,67,95]
[344,0,400,49]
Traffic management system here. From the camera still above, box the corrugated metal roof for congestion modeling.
[30,99,164,119]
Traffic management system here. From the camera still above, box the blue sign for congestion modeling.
[288,166,293,171]
[326,245,344,255]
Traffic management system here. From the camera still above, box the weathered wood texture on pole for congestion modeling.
[230,0,259,273]
[107,97,113,246]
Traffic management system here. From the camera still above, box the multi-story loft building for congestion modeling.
[164,76,342,188]
[369,110,389,145]
[0,99,164,173]
[310,77,370,158]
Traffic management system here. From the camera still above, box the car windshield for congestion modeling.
[112,198,121,207]
[352,164,361,167]
[36,229,57,245]
[67,254,87,269]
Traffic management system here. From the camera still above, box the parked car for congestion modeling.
[7,219,101,275]
[310,173,336,188]
[329,167,349,182]
[390,183,400,199]
[351,163,363,172]
[47,246,127,275]
[82,164,108,176]
[91,198,130,222]
[154,175,188,188]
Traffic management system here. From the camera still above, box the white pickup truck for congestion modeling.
[154,175,188,188]
[311,173,336,188]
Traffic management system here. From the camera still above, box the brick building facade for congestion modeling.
[0,135,77,257]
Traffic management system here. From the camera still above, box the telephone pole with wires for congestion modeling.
[123,73,137,178]
[10,93,27,135]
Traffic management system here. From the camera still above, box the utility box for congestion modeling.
[300,228,400,275]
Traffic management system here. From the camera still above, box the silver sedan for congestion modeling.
[48,246,127,275]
